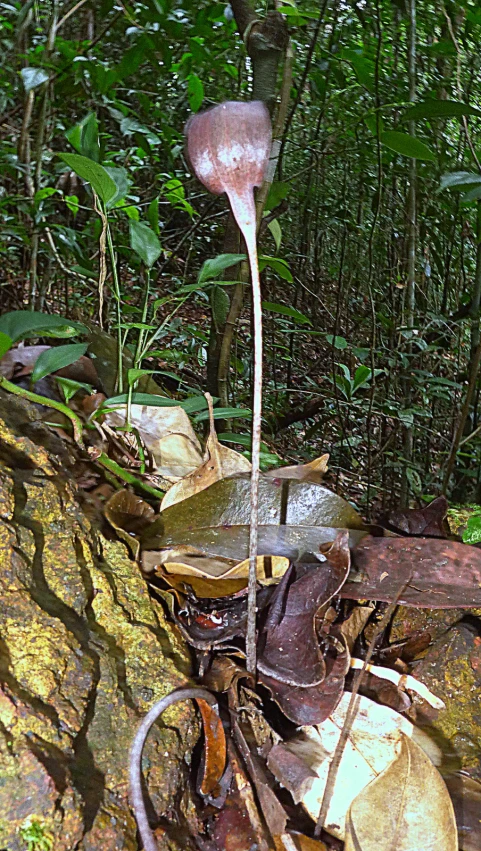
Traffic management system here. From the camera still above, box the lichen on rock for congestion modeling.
[0,392,197,850]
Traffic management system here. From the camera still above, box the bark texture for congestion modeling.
[0,391,197,851]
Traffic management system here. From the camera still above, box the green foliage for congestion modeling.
[380,131,436,162]
[0,312,85,344]
[3,0,481,507]
[58,154,117,204]
[129,221,162,267]
[31,343,88,384]
[19,816,53,851]
[462,514,481,544]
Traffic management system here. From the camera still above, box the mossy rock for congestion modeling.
[0,391,197,850]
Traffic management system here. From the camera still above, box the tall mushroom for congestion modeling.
[186,101,272,673]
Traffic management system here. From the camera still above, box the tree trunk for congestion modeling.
[0,392,197,851]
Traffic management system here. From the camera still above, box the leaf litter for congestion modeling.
[107,425,479,850]
[3,343,475,849]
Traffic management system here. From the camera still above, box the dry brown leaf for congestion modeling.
[344,734,458,851]
[104,404,203,480]
[196,697,227,797]
[265,454,329,484]
[160,393,250,510]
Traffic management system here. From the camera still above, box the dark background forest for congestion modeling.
[2,0,481,517]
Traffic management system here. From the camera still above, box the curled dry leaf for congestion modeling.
[344,735,457,851]
[104,489,155,559]
[160,394,250,511]
[343,535,481,607]
[148,553,290,600]
[267,692,442,841]
[104,403,203,480]
[265,454,329,485]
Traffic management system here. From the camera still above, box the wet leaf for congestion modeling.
[142,522,366,565]
[160,394,250,510]
[265,454,329,484]
[104,403,203,480]
[344,735,457,850]
[342,535,481,607]
[378,495,449,537]
[141,475,365,552]
[260,634,350,726]
[196,698,227,797]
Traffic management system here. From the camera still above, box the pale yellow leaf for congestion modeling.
[104,404,203,480]
[344,734,458,851]
[160,394,251,510]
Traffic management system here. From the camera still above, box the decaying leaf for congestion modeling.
[267,692,441,841]
[258,535,350,687]
[265,454,329,484]
[160,393,251,510]
[256,535,351,725]
[378,494,449,538]
[344,735,457,851]
[342,535,481,607]
[0,344,51,378]
[104,403,203,480]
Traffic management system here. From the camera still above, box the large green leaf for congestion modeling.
[129,220,162,267]
[262,301,312,325]
[31,343,88,383]
[259,255,294,282]
[140,476,366,557]
[403,99,481,122]
[0,311,85,343]
[103,393,209,413]
[57,153,117,205]
[380,131,436,162]
[198,254,246,285]
[65,113,100,162]
[104,166,131,209]
[187,73,204,112]
[440,171,481,191]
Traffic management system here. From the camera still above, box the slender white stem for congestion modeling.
[228,190,262,675]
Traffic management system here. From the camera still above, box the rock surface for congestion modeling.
[0,391,197,850]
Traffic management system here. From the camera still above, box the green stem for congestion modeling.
[127,268,151,425]
[0,376,84,446]
[97,453,164,499]
[105,212,124,394]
